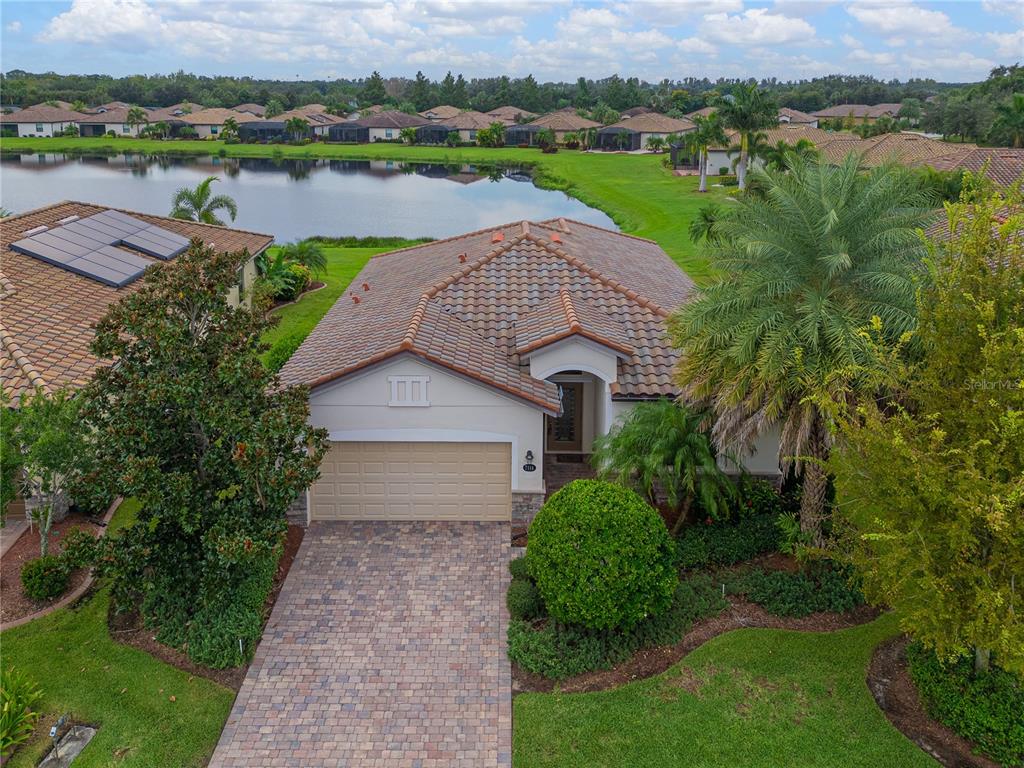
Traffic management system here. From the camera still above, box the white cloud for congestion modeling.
[623,0,743,26]
[987,29,1024,60]
[840,33,862,48]
[773,0,839,14]
[700,8,818,46]
[5,20,22,33]
[846,2,960,44]
[39,0,163,44]
[679,37,718,55]
[848,48,897,66]
[982,0,1024,23]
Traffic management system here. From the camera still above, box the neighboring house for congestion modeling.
[507,111,602,145]
[596,112,695,150]
[419,104,461,121]
[233,103,266,117]
[812,103,902,124]
[440,110,495,142]
[176,108,259,138]
[1,201,273,401]
[77,107,150,137]
[24,101,75,111]
[815,132,974,167]
[777,107,818,128]
[0,105,85,137]
[620,106,654,118]
[239,108,345,141]
[920,147,1024,187]
[147,102,198,121]
[486,105,536,125]
[685,106,717,120]
[279,218,782,526]
[330,110,430,142]
[88,101,131,114]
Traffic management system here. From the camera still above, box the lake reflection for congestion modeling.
[0,153,614,241]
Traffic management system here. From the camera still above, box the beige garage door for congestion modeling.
[310,441,511,521]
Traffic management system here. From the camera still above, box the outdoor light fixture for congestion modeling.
[525,450,534,462]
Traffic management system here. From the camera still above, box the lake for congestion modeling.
[0,153,614,242]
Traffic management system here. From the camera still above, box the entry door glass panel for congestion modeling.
[547,382,582,451]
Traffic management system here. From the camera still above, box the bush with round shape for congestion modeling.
[527,480,677,631]
[507,578,544,621]
[20,556,69,601]
[508,555,530,581]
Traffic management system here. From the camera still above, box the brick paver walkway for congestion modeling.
[209,521,511,768]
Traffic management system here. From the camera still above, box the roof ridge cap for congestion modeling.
[0,327,50,394]
[422,235,523,297]
[521,232,670,318]
[401,294,431,350]
[559,288,581,331]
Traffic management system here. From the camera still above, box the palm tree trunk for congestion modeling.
[799,421,829,548]
[670,495,694,537]
[974,647,991,673]
[737,135,748,191]
[698,149,708,193]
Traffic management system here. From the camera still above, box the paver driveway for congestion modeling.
[209,521,511,768]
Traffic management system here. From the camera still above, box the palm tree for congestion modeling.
[671,154,932,546]
[284,116,308,142]
[399,126,418,145]
[278,240,327,277]
[221,116,240,141]
[687,113,728,192]
[591,399,734,535]
[152,120,170,140]
[688,203,723,244]
[992,92,1024,148]
[645,136,665,153]
[760,138,818,171]
[170,176,238,226]
[126,106,148,134]
[715,84,778,190]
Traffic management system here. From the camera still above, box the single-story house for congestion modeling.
[620,106,653,118]
[596,112,695,151]
[415,123,456,145]
[441,110,496,142]
[87,101,131,114]
[0,201,273,402]
[146,102,199,122]
[175,108,259,138]
[701,125,836,175]
[419,105,461,122]
[919,147,1024,187]
[777,107,818,128]
[812,103,902,124]
[519,111,602,143]
[233,103,266,117]
[333,110,430,142]
[0,105,86,137]
[279,218,782,526]
[685,106,717,120]
[486,105,536,125]
[77,107,150,137]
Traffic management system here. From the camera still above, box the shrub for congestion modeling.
[264,331,307,373]
[184,553,276,668]
[528,480,677,631]
[725,561,864,617]
[283,263,311,298]
[20,555,69,601]
[508,575,726,679]
[0,668,43,759]
[507,578,544,621]
[508,555,530,581]
[675,513,780,569]
[58,527,100,569]
[907,643,1024,766]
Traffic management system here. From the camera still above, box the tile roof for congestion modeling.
[180,108,259,126]
[528,112,602,132]
[233,103,266,116]
[605,112,695,134]
[813,103,902,119]
[280,219,695,407]
[685,107,718,120]
[355,110,430,129]
[621,106,654,117]
[920,147,1024,187]
[442,110,496,130]
[146,102,200,121]
[1,201,273,400]
[419,105,462,120]
[0,105,87,123]
[486,105,536,123]
[77,107,149,124]
[778,107,817,124]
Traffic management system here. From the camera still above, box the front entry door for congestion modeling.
[546,382,583,451]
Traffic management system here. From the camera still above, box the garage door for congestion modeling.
[309,441,511,521]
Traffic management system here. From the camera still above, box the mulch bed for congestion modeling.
[868,636,1000,768]
[512,597,880,695]
[0,513,104,624]
[269,281,326,312]
[108,523,305,692]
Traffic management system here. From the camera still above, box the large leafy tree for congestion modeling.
[591,399,734,535]
[715,84,778,190]
[685,113,728,193]
[79,241,326,645]
[830,179,1024,673]
[671,154,933,546]
[361,70,386,105]
[991,92,1024,148]
[409,70,432,111]
[170,175,238,225]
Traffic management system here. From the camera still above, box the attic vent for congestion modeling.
[458,253,467,263]
[551,232,562,243]
[58,215,80,225]
[21,225,49,237]
[491,231,504,243]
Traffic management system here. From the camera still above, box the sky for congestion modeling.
[0,0,1021,84]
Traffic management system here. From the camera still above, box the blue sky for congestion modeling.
[1,1,1020,84]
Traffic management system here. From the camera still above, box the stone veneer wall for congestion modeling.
[512,492,546,529]
[286,493,308,526]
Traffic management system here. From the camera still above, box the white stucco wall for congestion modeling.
[308,354,547,492]
[527,337,619,384]
[706,149,732,175]
[368,127,400,141]
[192,124,221,138]
[15,121,76,137]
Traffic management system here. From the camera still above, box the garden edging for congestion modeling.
[0,497,123,633]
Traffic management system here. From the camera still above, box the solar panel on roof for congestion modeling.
[9,209,193,287]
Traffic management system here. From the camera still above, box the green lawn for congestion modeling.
[0,499,234,768]
[513,612,936,768]
[1,137,727,282]
[261,243,422,367]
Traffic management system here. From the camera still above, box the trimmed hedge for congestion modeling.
[20,556,69,601]
[528,480,678,631]
[907,643,1024,767]
[508,574,727,679]
[724,562,864,617]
